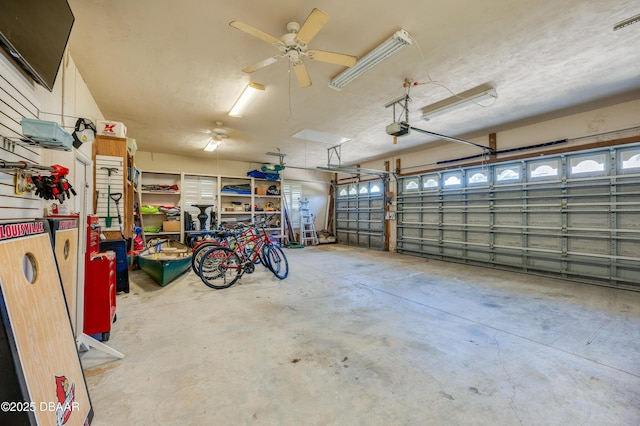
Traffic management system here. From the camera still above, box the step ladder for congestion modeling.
[299,198,318,245]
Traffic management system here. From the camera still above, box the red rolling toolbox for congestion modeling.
[83,215,116,341]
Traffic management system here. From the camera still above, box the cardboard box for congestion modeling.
[96,120,127,138]
[163,221,180,232]
[255,187,267,195]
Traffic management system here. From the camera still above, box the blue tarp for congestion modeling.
[247,169,280,181]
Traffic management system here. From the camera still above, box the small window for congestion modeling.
[359,186,368,194]
[370,184,381,193]
[349,186,357,195]
[339,188,348,196]
[623,154,640,169]
[529,159,559,179]
[467,169,488,184]
[620,148,640,171]
[444,176,461,186]
[422,176,438,189]
[404,178,419,191]
[495,165,520,182]
[570,153,606,176]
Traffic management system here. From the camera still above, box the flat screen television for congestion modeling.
[0,0,74,92]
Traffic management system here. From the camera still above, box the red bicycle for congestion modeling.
[196,218,288,289]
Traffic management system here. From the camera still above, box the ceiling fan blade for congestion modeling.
[292,61,312,88]
[296,8,329,44]
[308,50,357,67]
[242,55,282,73]
[230,21,281,46]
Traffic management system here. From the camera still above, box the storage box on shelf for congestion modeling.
[139,171,182,243]
[96,120,127,138]
[20,118,73,151]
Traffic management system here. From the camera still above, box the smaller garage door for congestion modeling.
[335,180,386,250]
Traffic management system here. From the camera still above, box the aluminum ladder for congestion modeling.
[299,198,318,245]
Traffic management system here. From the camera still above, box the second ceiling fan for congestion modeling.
[230,8,357,88]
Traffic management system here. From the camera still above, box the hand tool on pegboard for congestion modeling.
[110,192,126,239]
[101,167,118,227]
[31,165,76,203]
[0,161,76,203]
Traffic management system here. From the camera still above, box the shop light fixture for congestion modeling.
[328,29,412,91]
[421,87,497,121]
[228,82,265,118]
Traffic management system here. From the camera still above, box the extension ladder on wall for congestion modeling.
[299,198,318,246]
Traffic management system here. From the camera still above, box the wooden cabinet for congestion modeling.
[92,135,135,241]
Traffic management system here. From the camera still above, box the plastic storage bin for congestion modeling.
[20,118,73,151]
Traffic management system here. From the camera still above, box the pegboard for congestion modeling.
[95,155,124,232]
[0,70,42,220]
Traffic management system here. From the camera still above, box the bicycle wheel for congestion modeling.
[198,246,242,289]
[191,241,223,274]
[264,244,289,280]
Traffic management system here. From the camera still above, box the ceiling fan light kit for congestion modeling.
[203,140,221,152]
[229,82,265,117]
[421,87,497,121]
[328,29,413,91]
[203,121,228,151]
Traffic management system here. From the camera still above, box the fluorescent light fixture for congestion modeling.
[291,129,351,145]
[229,82,265,117]
[329,29,412,91]
[421,86,497,121]
[203,139,221,152]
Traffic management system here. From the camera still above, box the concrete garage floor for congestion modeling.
[81,245,640,425]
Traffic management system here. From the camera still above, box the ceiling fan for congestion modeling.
[230,8,357,88]
[203,122,229,152]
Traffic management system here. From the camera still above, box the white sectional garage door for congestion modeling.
[335,180,386,250]
[396,143,640,291]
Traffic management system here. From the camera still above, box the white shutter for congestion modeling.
[184,175,217,230]
[283,183,302,229]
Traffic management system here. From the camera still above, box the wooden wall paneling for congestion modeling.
[0,220,92,426]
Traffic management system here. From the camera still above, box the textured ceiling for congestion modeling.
[67,0,640,169]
